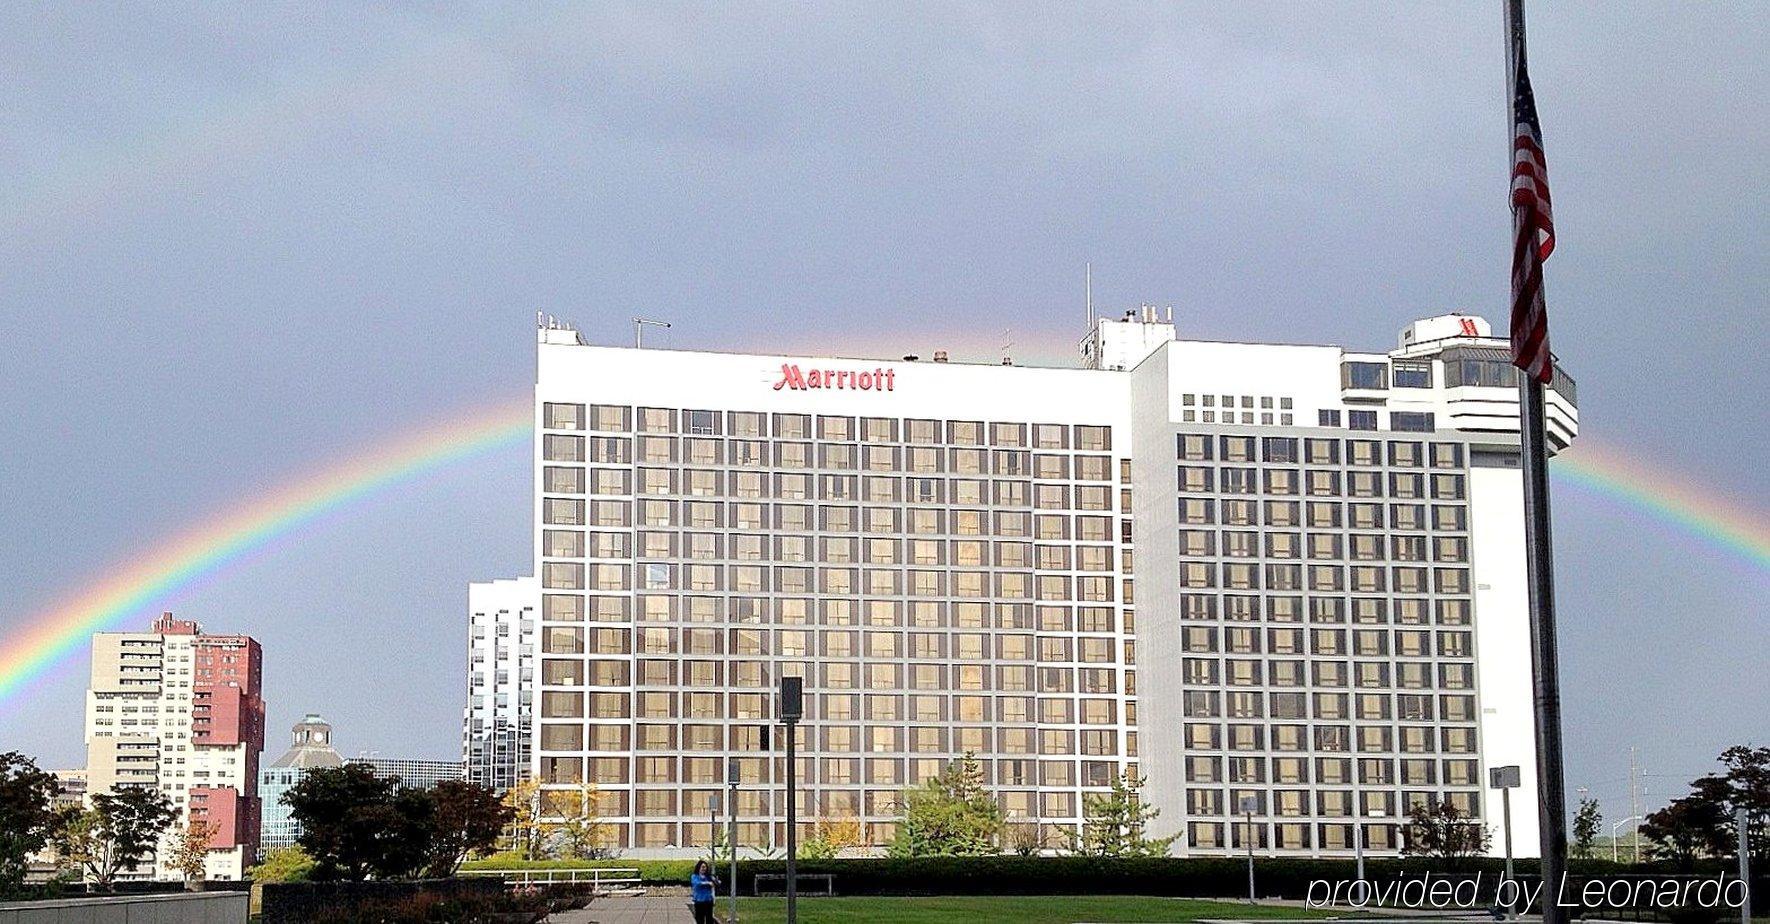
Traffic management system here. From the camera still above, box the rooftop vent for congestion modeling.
[933,351,949,363]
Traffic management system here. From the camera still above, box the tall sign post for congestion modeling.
[728,759,741,924]
[1492,765,1522,915]
[1503,3,1570,922]
[780,676,804,924]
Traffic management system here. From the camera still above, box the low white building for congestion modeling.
[462,576,537,792]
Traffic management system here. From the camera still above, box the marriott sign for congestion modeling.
[772,363,897,392]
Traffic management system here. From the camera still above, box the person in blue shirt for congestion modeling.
[690,860,719,924]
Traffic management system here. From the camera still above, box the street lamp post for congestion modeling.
[727,760,740,924]
[780,677,804,924]
[1611,816,1642,864]
[1239,795,1259,904]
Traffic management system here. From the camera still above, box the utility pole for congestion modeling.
[1738,807,1751,924]
[1630,748,1642,863]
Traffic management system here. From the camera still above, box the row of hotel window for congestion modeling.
[543,499,1128,538]
[546,436,1125,477]
[1180,499,1466,530]
[544,435,1117,477]
[543,404,1113,449]
[533,755,1132,789]
[1179,596,1470,624]
[1180,563,1470,594]
[540,627,1130,660]
[1192,787,1476,820]
[1183,664,1476,698]
[1180,468,1466,499]
[540,562,1125,599]
[1189,756,1481,791]
[1181,532,1468,560]
[545,467,1123,507]
[538,660,1127,693]
[545,530,1126,568]
[537,691,1129,724]
[1183,629,1474,661]
[536,596,1131,626]
[1182,435,1463,467]
[535,723,1128,757]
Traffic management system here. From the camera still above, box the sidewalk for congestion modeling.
[549,893,703,924]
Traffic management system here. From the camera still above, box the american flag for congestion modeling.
[1510,49,1555,383]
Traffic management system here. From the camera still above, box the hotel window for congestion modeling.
[544,402,585,430]
[589,404,629,431]
[1391,411,1436,432]
[1392,360,1433,388]
[1077,425,1111,451]
[1431,442,1465,468]
[1342,361,1389,390]
[543,434,584,462]
[1348,410,1379,431]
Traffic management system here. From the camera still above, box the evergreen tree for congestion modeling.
[889,753,1003,856]
[1070,772,1179,858]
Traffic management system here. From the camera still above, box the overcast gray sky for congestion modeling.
[1,3,1764,816]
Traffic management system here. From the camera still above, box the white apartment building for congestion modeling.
[85,613,264,879]
[463,576,538,791]
[527,310,1576,857]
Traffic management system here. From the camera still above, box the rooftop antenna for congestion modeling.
[633,317,671,349]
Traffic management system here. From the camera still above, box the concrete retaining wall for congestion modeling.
[0,892,248,924]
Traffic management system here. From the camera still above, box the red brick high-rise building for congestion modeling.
[84,613,265,880]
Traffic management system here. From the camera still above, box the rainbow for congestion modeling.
[0,398,532,708]
[1,404,1764,709]
[1551,440,1769,571]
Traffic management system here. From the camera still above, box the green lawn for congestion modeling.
[729,895,1343,923]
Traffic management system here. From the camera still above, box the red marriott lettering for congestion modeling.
[773,363,896,392]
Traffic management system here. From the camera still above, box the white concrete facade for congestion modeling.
[463,576,538,792]
[526,312,1575,857]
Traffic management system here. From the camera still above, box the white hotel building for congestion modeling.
[525,310,1577,856]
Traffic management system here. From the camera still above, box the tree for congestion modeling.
[0,752,60,895]
[1069,771,1180,858]
[501,779,548,861]
[248,846,316,883]
[1642,793,1732,869]
[425,780,513,877]
[52,787,175,887]
[800,816,864,860]
[889,753,1003,857]
[1717,745,1770,865]
[1401,800,1492,860]
[546,784,612,860]
[283,763,404,880]
[1571,798,1603,860]
[170,816,220,885]
[1003,821,1043,857]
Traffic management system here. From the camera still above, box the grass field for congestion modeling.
[728,895,1344,923]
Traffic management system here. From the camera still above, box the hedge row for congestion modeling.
[462,854,1727,899]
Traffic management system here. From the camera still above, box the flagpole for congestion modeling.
[1504,1,1571,919]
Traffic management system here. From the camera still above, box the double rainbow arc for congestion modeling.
[0,406,1763,709]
